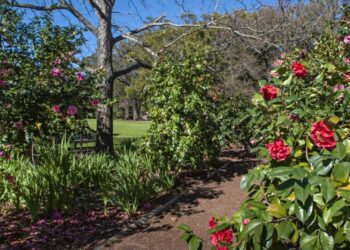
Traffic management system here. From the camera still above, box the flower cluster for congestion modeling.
[208,217,234,250]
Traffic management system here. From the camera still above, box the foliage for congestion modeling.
[144,50,229,171]
[181,19,350,250]
[0,135,174,218]
[0,7,100,154]
[0,137,113,219]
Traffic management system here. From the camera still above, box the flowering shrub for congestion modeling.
[0,9,100,154]
[180,19,350,250]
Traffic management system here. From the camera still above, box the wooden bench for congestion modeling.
[72,133,96,154]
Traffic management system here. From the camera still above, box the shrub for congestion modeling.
[144,50,229,171]
[180,19,350,250]
[0,8,100,154]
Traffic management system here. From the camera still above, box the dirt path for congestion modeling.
[97,153,256,250]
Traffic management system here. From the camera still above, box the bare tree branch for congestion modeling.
[6,0,98,34]
[114,60,152,78]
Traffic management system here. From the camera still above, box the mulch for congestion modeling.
[0,145,257,250]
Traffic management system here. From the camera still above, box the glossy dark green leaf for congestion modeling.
[332,142,346,161]
[319,231,334,250]
[276,220,294,240]
[320,179,335,204]
[240,174,255,192]
[332,162,350,184]
[300,234,317,250]
[294,183,310,205]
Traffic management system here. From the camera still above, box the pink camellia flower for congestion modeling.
[208,216,216,229]
[52,104,60,113]
[344,73,350,82]
[272,59,283,67]
[242,219,250,225]
[333,84,345,92]
[91,98,99,106]
[54,58,61,65]
[344,35,350,44]
[270,70,279,78]
[51,67,62,78]
[292,62,307,78]
[75,72,84,82]
[0,80,6,87]
[67,105,78,116]
[266,139,291,161]
[310,120,336,149]
[344,57,350,64]
[15,121,23,130]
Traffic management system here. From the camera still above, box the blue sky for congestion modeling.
[22,0,277,56]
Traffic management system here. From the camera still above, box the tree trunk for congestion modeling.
[132,97,141,120]
[95,9,115,155]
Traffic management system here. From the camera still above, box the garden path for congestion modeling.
[95,148,256,250]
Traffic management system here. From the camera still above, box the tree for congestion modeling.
[4,0,229,155]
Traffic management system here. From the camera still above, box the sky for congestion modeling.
[22,0,278,56]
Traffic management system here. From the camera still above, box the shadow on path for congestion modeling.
[96,150,257,250]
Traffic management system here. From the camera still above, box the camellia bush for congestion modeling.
[0,8,101,155]
[180,19,350,250]
[144,50,231,171]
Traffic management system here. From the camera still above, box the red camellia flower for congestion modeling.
[310,121,336,149]
[208,216,216,229]
[259,84,277,101]
[210,229,234,250]
[266,139,291,161]
[292,62,307,78]
[208,217,234,250]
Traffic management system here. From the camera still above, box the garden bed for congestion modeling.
[0,146,255,250]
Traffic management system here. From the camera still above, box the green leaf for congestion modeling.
[242,221,262,236]
[282,73,293,86]
[207,223,230,234]
[189,236,202,250]
[320,179,335,204]
[315,72,324,83]
[332,162,350,184]
[332,142,346,160]
[306,136,314,150]
[178,224,193,233]
[269,167,293,179]
[337,189,350,202]
[267,203,286,218]
[319,231,334,250]
[322,199,346,224]
[294,183,310,205]
[240,174,255,192]
[295,199,313,223]
[300,234,317,250]
[276,220,294,240]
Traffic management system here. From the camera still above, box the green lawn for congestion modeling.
[87,119,151,142]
